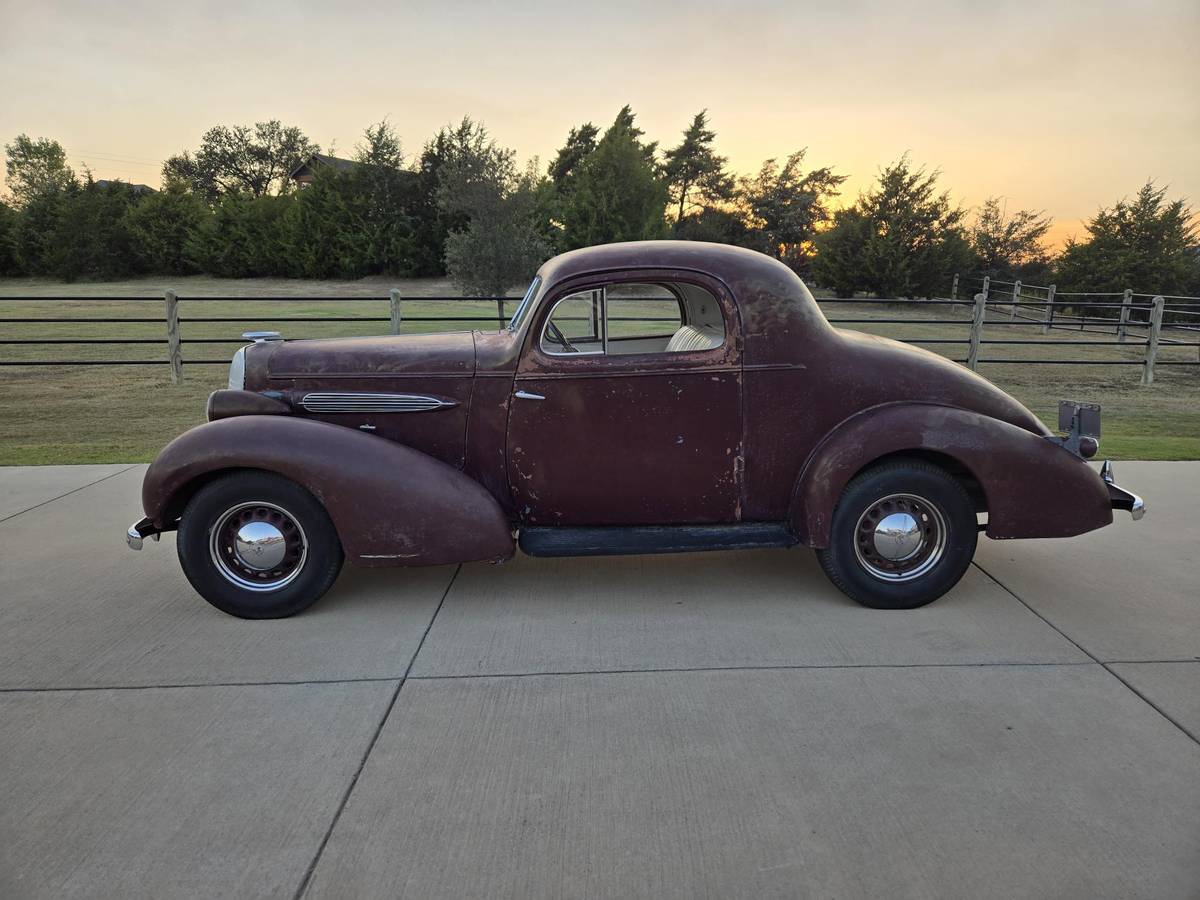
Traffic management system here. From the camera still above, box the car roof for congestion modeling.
[539,240,780,282]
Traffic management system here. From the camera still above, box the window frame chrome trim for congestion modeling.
[507,275,543,333]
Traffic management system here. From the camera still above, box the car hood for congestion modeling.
[264,330,476,380]
[833,329,1050,437]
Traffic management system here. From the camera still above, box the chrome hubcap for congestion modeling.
[234,521,287,571]
[853,493,947,582]
[210,502,307,592]
[873,512,922,561]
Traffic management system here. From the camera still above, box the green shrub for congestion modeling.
[125,183,210,274]
[46,180,145,281]
[190,192,292,278]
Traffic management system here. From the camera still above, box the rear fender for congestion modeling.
[142,416,514,567]
[790,403,1112,547]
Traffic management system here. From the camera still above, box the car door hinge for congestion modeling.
[733,454,745,486]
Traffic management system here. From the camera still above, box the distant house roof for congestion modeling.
[289,153,359,183]
[95,179,156,194]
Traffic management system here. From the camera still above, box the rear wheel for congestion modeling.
[177,471,343,619]
[816,460,977,609]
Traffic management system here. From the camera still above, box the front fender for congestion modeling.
[790,403,1112,547]
[142,416,514,567]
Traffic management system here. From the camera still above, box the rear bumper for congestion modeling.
[126,517,161,550]
[1101,461,1145,521]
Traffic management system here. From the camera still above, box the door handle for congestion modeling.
[514,390,546,401]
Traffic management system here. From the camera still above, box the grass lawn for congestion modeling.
[1,276,1197,464]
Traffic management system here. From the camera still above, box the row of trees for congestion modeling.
[1,111,1197,298]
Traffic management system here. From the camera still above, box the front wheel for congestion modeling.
[177,471,344,618]
[816,460,977,609]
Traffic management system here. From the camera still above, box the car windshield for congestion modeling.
[507,276,542,332]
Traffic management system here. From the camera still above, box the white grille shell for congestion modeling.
[228,347,246,390]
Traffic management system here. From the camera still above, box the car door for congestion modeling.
[506,271,743,526]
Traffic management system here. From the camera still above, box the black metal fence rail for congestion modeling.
[0,295,522,372]
[829,300,1198,371]
[0,293,677,372]
[839,277,1200,384]
[953,274,1200,332]
[2,285,1198,385]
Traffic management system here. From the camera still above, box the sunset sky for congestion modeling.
[2,0,1197,247]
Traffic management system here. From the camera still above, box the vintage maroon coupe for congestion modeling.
[127,242,1143,617]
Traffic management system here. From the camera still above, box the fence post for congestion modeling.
[1043,283,1056,334]
[496,297,506,327]
[981,275,990,303]
[389,289,402,335]
[1117,288,1132,342]
[968,292,986,371]
[1010,280,1021,319]
[951,273,959,303]
[164,289,182,383]
[1141,296,1164,385]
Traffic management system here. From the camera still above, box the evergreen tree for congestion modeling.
[548,123,599,187]
[538,122,602,252]
[349,121,417,274]
[811,207,874,297]
[11,189,63,275]
[410,130,454,276]
[191,192,293,277]
[1055,181,1198,295]
[674,206,755,247]
[125,181,210,274]
[559,106,667,249]
[813,156,972,298]
[409,118,501,277]
[281,169,369,278]
[46,177,145,281]
[741,149,846,271]
[0,199,16,275]
[663,110,733,233]
[970,197,1051,280]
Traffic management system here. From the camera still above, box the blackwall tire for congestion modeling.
[816,460,977,610]
[176,471,344,619]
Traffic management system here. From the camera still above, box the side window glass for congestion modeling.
[540,289,603,355]
[606,283,682,353]
[609,282,724,356]
[538,282,725,359]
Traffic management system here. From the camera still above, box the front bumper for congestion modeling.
[1101,461,1145,521]
[126,517,161,550]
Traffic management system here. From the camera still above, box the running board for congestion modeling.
[518,523,798,558]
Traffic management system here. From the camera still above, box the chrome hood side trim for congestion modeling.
[298,392,458,414]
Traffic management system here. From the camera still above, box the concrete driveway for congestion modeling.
[0,462,1197,899]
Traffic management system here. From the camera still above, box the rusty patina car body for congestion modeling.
[128,241,1143,617]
